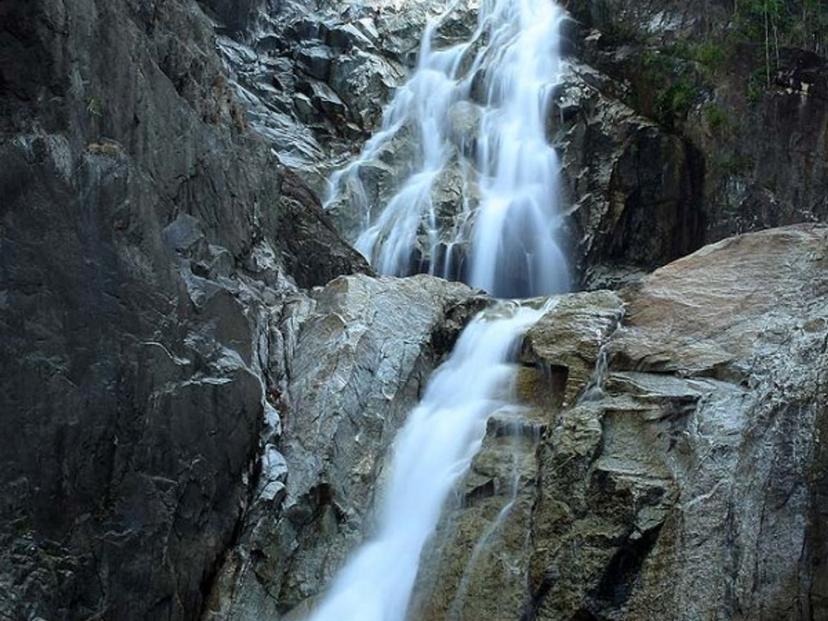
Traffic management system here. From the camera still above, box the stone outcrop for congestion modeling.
[3,0,828,619]
[552,63,706,289]
[408,224,828,620]
[0,0,367,619]
[408,290,624,621]
[527,224,828,620]
[206,0,476,194]
[203,275,485,620]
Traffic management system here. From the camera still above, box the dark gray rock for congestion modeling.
[0,1,366,620]
[198,0,271,35]
[563,0,828,277]
[208,0,475,195]
[552,63,706,289]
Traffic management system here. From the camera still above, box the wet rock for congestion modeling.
[328,50,405,128]
[412,225,828,621]
[302,80,348,119]
[203,274,488,620]
[411,409,544,621]
[208,0,445,191]
[552,63,706,289]
[446,101,482,157]
[0,1,366,619]
[295,45,335,81]
[5,0,828,619]
[567,0,726,46]
[432,161,479,231]
[409,291,624,621]
[325,125,419,242]
[573,224,828,620]
[327,22,377,53]
[198,0,269,34]
[520,290,624,408]
[565,0,828,271]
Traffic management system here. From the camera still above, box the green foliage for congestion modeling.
[641,49,673,72]
[636,50,704,128]
[603,19,645,45]
[735,0,782,39]
[630,1,828,121]
[703,102,731,132]
[669,41,726,70]
[732,0,828,80]
[695,42,727,67]
[657,78,698,124]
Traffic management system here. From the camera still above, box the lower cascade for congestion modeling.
[306,302,548,621]
[326,0,570,298]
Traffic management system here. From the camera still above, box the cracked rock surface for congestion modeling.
[204,274,485,620]
[405,225,828,621]
[0,0,367,618]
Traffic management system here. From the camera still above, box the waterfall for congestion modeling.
[305,302,547,621]
[305,2,570,619]
[325,0,570,298]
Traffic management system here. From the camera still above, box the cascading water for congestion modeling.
[305,303,546,621]
[325,0,570,298]
[469,0,569,297]
[306,2,571,619]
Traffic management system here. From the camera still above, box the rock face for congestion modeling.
[409,290,624,621]
[206,0,471,194]
[206,0,828,291]
[560,0,828,287]
[3,0,828,619]
[0,0,367,619]
[246,0,827,292]
[409,224,828,620]
[203,274,485,620]
[526,225,828,620]
[552,63,706,288]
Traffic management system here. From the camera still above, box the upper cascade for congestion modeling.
[326,0,570,298]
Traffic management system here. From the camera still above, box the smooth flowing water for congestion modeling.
[326,0,570,298]
[307,1,570,618]
[306,303,546,621]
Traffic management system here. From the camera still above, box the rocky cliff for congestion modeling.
[409,224,828,620]
[215,0,828,289]
[558,0,828,287]
[0,0,370,618]
[1,0,826,620]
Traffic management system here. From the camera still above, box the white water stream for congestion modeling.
[306,1,570,619]
[326,0,570,298]
[306,303,546,621]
